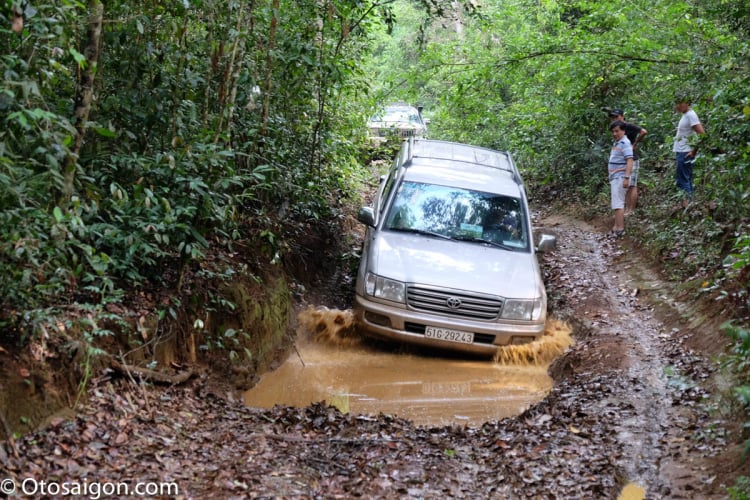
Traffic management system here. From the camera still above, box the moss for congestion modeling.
[209,271,294,379]
[0,271,296,439]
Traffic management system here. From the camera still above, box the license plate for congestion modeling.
[424,326,474,344]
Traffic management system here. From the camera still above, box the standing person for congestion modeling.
[673,97,705,208]
[608,109,647,215]
[607,121,634,237]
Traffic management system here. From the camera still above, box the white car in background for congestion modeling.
[368,104,428,145]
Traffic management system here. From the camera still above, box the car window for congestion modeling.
[371,107,423,125]
[378,167,398,217]
[383,181,529,250]
[382,109,422,125]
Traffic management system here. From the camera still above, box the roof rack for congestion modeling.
[403,138,523,184]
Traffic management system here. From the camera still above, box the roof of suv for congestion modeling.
[400,139,525,196]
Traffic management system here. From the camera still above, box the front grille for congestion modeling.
[372,127,422,138]
[407,286,503,320]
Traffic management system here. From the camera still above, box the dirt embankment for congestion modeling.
[1,208,748,498]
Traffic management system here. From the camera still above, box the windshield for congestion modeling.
[384,181,529,250]
[371,107,423,126]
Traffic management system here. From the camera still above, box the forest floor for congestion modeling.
[1,207,748,499]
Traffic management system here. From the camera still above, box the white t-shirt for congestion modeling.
[673,109,701,152]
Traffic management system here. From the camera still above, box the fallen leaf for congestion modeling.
[115,432,129,445]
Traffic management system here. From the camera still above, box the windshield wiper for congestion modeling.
[451,234,514,250]
[388,227,452,239]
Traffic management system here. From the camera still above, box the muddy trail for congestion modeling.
[0,213,744,498]
[243,309,572,428]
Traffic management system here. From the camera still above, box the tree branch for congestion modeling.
[499,48,689,66]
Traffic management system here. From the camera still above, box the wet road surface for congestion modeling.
[244,309,571,427]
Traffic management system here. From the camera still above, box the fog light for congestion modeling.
[365,311,391,327]
[510,336,535,345]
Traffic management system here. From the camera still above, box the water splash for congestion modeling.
[297,306,361,345]
[249,307,565,425]
[493,319,574,365]
[298,306,573,365]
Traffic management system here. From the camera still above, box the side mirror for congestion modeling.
[357,207,376,227]
[537,234,557,253]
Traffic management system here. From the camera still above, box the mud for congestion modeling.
[539,211,746,497]
[245,307,573,427]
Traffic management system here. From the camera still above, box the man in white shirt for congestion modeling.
[673,97,705,208]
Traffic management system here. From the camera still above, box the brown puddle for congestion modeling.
[244,307,573,427]
[617,482,646,500]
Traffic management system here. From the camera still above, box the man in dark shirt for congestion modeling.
[609,109,647,216]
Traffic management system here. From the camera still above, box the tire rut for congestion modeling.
[541,212,724,497]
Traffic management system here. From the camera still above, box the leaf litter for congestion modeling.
[0,213,740,498]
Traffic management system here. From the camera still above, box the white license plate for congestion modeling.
[424,326,474,344]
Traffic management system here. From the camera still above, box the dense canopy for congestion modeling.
[1,0,749,472]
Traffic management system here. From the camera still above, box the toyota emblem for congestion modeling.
[446,297,462,309]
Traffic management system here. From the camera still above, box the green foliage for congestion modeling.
[723,321,750,462]
[727,475,750,500]
[723,322,750,374]
[0,0,383,336]
[366,4,750,469]
[364,0,750,302]
[1,0,750,457]
[196,319,253,359]
[723,232,750,315]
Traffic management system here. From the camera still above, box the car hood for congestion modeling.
[368,231,543,299]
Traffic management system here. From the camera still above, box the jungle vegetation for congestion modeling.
[1,0,749,471]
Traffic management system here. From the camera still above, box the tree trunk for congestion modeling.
[214,4,246,145]
[170,15,190,146]
[62,0,103,202]
[261,0,278,139]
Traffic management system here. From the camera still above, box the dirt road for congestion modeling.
[0,212,744,498]
[538,213,736,498]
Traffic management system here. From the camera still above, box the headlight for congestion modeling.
[502,298,544,321]
[365,273,406,303]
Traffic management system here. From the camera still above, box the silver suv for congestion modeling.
[354,138,556,356]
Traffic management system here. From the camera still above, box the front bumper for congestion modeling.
[353,294,545,356]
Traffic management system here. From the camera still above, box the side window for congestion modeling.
[377,151,403,217]
[378,140,410,220]
[379,166,398,216]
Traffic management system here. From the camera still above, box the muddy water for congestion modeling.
[244,307,572,427]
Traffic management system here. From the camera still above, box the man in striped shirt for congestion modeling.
[607,121,634,237]
[608,109,647,215]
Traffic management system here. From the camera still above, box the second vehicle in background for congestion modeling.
[368,103,428,146]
